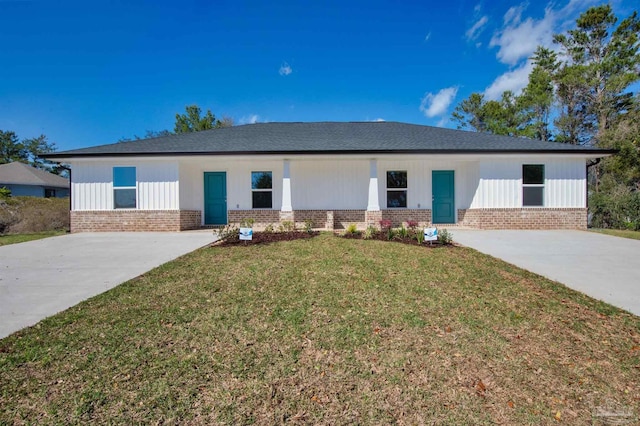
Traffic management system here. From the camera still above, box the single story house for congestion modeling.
[45,122,615,232]
[0,161,70,198]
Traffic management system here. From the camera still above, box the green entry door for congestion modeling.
[204,172,227,225]
[432,170,455,224]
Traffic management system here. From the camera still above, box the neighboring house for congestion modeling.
[45,122,615,233]
[0,161,69,198]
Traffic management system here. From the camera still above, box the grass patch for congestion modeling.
[0,196,69,234]
[1,234,638,424]
[0,230,66,246]
[590,228,640,241]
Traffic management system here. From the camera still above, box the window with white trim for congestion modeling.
[113,166,137,209]
[386,171,407,208]
[522,164,544,206]
[251,171,272,208]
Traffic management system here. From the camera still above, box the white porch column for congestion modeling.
[367,159,380,211]
[281,159,292,212]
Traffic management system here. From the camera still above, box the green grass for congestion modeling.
[0,230,66,246]
[590,228,640,240]
[1,233,638,425]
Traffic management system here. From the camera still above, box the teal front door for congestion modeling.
[432,170,455,224]
[204,172,227,225]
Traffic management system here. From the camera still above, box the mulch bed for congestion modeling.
[341,231,454,248]
[214,230,454,248]
[214,231,320,246]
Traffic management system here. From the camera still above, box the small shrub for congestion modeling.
[439,228,453,245]
[344,223,359,235]
[416,230,424,244]
[397,225,410,238]
[379,219,392,230]
[278,221,295,232]
[216,224,239,242]
[363,226,377,240]
[0,187,11,200]
[263,223,274,233]
[386,226,395,241]
[406,220,418,230]
[1,196,69,234]
[304,219,314,234]
[239,218,255,228]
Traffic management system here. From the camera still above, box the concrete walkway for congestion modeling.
[0,231,214,339]
[452,230,640,316]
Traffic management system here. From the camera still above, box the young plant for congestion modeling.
[439,229,453,245]
[278,221,295,232]
[398,225,410,238]
[386,226,396,241]
[363,226,378,240]
[379,219,392,230]
[263,223,274,234]
[304,219,314,234]
[344,223,359,235]
[239,218,255,228]
[215,224,239,242]
[416,230,425,244]
[406,220,418,230]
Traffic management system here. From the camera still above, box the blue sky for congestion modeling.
[0,0,635,151]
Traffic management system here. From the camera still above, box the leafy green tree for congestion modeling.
[518,47,557,141]
[553,4,640,146]
[174,104,231,133]
[452,93,489,132]
[1,131,58,171]
[0,131,25,164]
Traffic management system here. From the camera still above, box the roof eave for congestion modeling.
[44,148,618,160]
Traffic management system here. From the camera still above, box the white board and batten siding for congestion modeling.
[470,158,586,209]
[71,161,179,210]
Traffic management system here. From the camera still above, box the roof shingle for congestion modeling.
[46,122,615,158]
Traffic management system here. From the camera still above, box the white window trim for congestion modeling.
[113,167,138,210]
[522,165,545,207]
[251,171,273,209]
[386,170,408,209]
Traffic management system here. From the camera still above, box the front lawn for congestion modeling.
[590,228,640,241]
[0,230,66,246]
[1,233,638,424]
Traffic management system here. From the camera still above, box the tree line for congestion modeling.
[451,5,640,230]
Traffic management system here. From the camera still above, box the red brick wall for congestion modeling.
[458,208,587,230]
[228,210,280,226]
[71,210,201,232]
[381,209,432,227]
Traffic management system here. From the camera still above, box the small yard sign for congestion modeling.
[239,227,253,241]
[424,227,438,242]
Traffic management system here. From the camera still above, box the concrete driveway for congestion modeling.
[452,230,640,316]
[0,231,214,339]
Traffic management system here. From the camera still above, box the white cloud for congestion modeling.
[489,0,600,66]
[239,114,260,124]
[466,15,489,41]
[424,31,432,42]
[484,61,533,100]
[279,62,292,76]
[420,86,459,118]
[373,118,385,122]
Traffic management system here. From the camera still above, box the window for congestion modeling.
[251,171,272,208]
[523,164,544,206]
[113,166,137,209]
[386,171,407,208]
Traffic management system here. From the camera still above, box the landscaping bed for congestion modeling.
[215,230,320,246]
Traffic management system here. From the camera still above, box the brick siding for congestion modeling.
[71,210,201,232]
[458,208,587,230]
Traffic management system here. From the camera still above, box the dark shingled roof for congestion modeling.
[46,122,616,159]
[0,161,69,188]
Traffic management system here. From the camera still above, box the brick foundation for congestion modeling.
[381,209,432,227]
[458,208,587,230]
[71,210,201,232]
[228,210,280,227]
